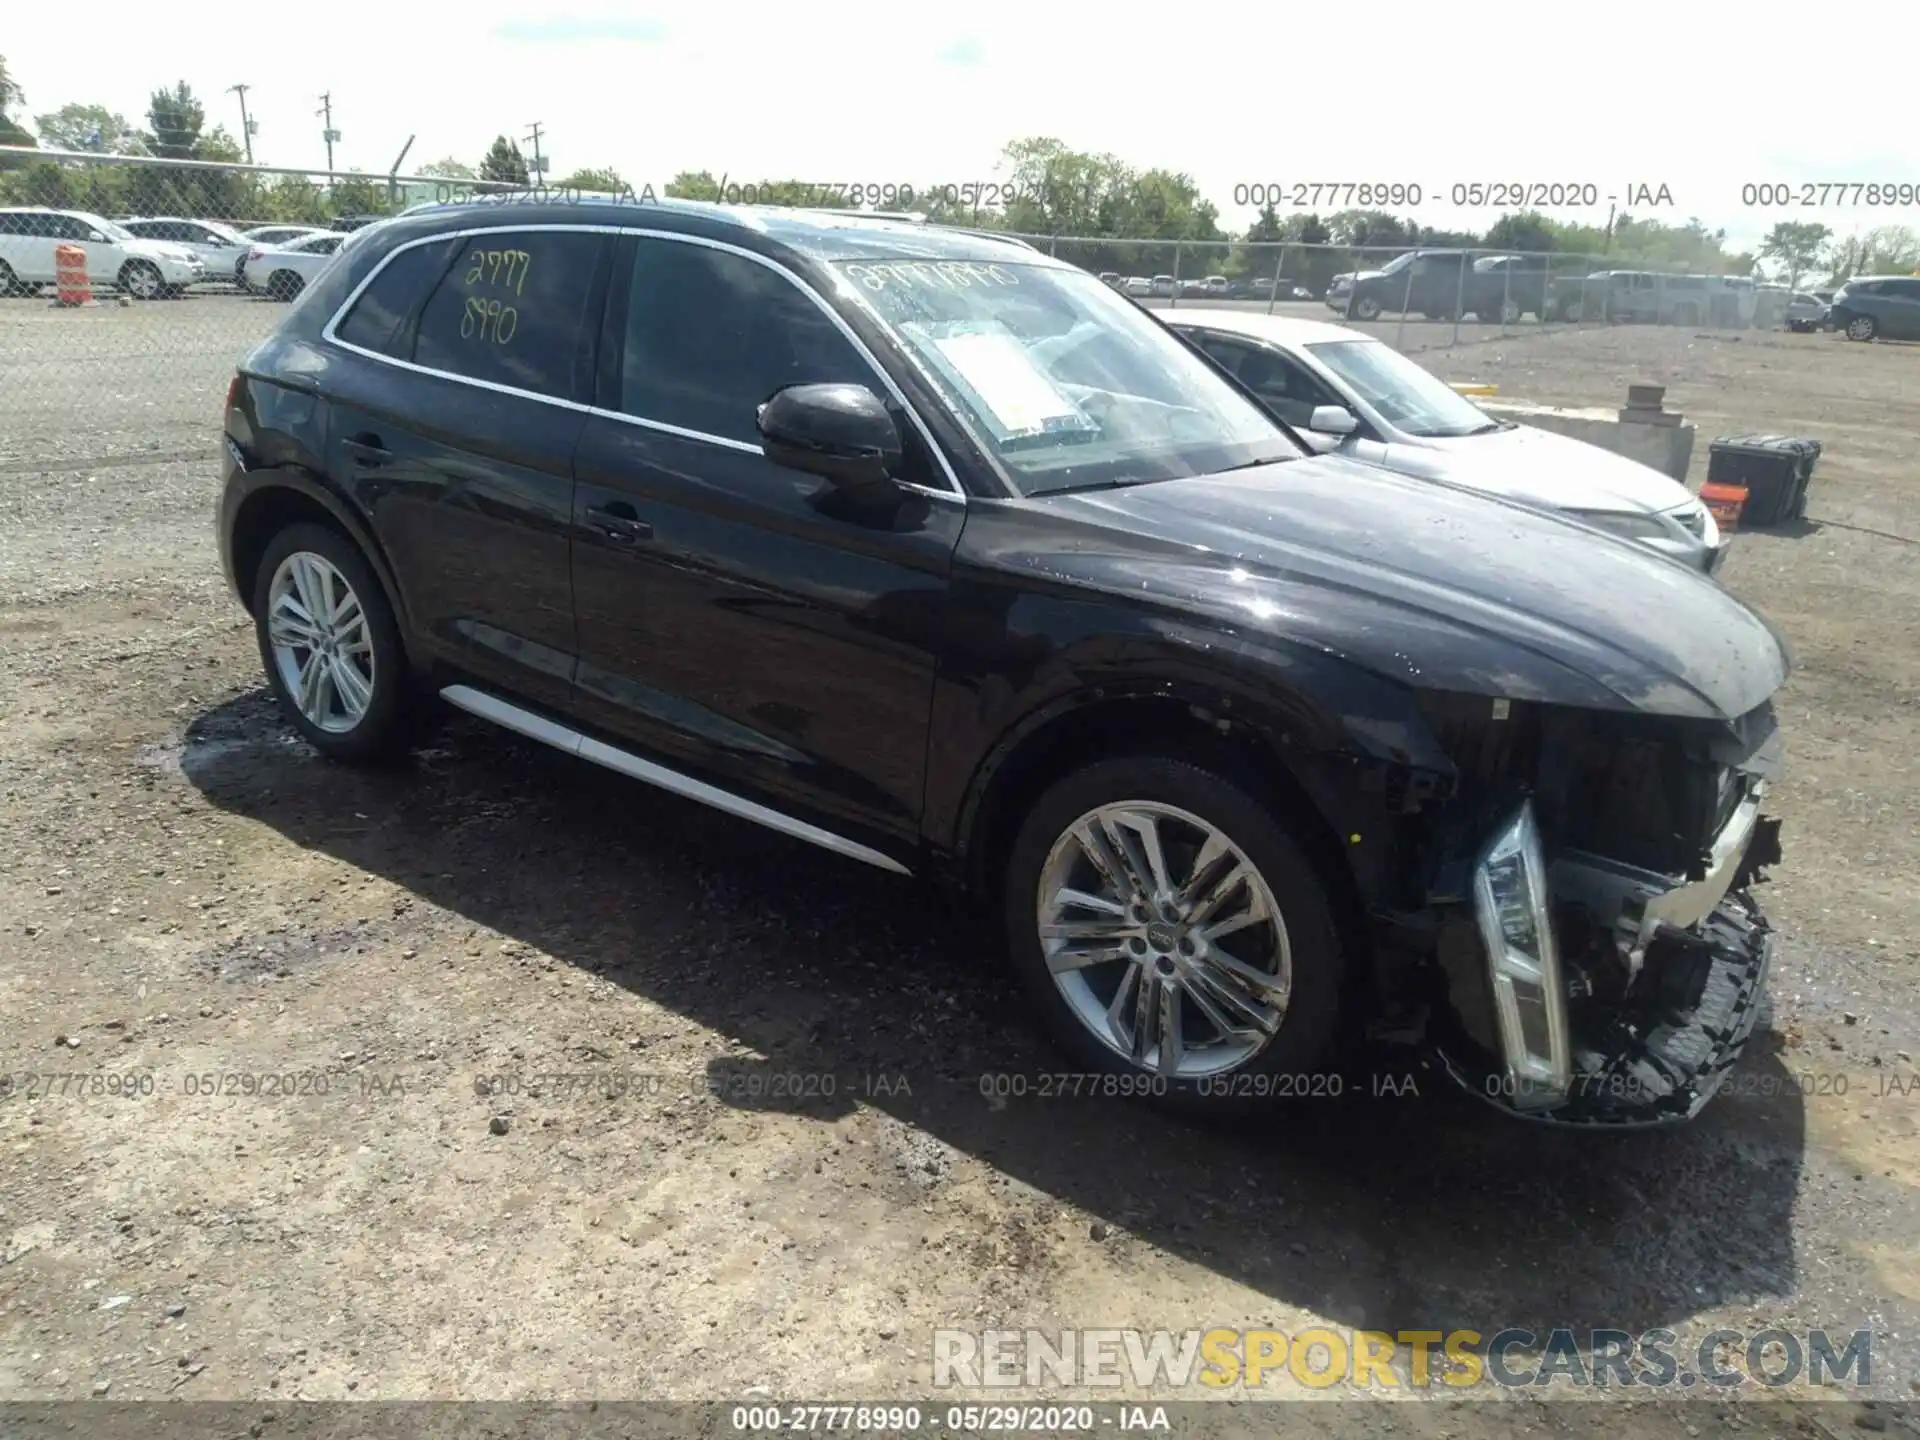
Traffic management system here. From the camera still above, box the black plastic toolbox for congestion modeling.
[1706,434,1823,527]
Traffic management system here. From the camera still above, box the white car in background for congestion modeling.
[1163,308,1726,572]
[236,225,333,287]
[0,207,205,298]
[121,217,250,282]
[243,230,346,301]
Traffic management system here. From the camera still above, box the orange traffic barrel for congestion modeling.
[1700,479,1748,532]
[53,244,94,307]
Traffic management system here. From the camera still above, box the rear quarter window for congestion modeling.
[332,239,458,357]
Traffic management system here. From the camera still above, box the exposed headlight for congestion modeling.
[1694,503,1720,549]
[1564,509,1674,543]
[1472,801,1570,1107]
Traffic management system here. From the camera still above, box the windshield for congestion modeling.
[79,214,134,242]
[836,259,1299,495]
[1377,252,1414,276]
[1305,339,1501,439]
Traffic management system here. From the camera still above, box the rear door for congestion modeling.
[569,231,964,850]
[320,225,614,711]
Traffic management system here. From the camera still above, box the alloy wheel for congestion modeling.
[122,263,161,300]
[266,550,376,734]
[1036,801,1292,1078]
[1846,315,1875,341]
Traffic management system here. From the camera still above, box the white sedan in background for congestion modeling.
[1163,309,1725,572]
[242,230,346,301]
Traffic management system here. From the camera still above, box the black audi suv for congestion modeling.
[218,197,1788,1125]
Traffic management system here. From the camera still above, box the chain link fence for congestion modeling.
[2,149,1792,465]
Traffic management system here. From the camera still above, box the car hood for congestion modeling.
[1021,455,1787,722]
[1385,422,1695,514]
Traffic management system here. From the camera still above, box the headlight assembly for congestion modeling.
[1472,801,1571,1107]
[1564,509,1673,543]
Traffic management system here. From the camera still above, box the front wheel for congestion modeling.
[1350,294,1382,321]
[118,261,162,300]
[252,523,414,762]
[1845,314,1877,341]
[1002,755,1347,1099]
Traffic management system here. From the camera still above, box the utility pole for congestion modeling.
[316,92,340,174]
[227,83,256,164]
[523,121,547,181]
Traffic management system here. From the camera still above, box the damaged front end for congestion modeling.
[1404,694,1785,1127]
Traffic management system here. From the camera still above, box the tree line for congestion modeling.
[2,61,1914,288]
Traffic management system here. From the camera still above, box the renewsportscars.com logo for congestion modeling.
[932,1327,1872,1391]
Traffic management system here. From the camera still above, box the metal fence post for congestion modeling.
[1502,254,1514,336]
[1397,249,1414,350]
[1267,243,1285,315]
[1452,253,1467,348]
[1170,238,1183,308]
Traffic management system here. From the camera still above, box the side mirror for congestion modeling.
[87,230,107,243]
[1307,404,1360,437]
[757,383,902,491]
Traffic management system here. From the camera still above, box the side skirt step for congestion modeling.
[438,684,912,876]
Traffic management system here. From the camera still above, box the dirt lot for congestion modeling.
[2,294,1918,1432]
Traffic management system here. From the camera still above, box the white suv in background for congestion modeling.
[122,217,251,282]
[0,208,206,298]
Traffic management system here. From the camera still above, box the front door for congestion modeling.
[321,226,613,711]
[570,233,964,851]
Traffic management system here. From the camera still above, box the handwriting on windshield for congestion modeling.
[845,261,1022,294]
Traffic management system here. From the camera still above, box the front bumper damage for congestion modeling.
[1437,782,1784,1128]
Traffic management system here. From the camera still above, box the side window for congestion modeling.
[333,238,457,356]
[411,230,606,400]
[52,215,91,241]
[617,237,877,446]
[307,235,342,255]
[1195,336,1334,428]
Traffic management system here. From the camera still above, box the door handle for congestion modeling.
[586,502,653,543]
[343,432,390,466]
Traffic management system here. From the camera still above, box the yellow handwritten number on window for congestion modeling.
[459,295,519,345]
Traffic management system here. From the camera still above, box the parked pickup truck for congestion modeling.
[1327,249,1550,322]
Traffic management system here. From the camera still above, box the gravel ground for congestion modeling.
[1,292,1917,1434]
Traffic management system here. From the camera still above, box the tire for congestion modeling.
[1002,754,1347,1105]
[1488,297,1521,325]
[118,260,162,301]
[1351,294,1381,322]
[1673,304,1699,326]
[1844,313,1876,341]
[251,522,414,763]
[0,259,21,297]
[266,270,304,302]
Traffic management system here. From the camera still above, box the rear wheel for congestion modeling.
[1845,313,1877,341]
[251,523,414,762]
[0,260,21,297]
[1002,755,1347,1104]
[266,270,305,302]
[118,260,162,300]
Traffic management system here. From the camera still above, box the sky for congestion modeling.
[4,0,1913,253]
